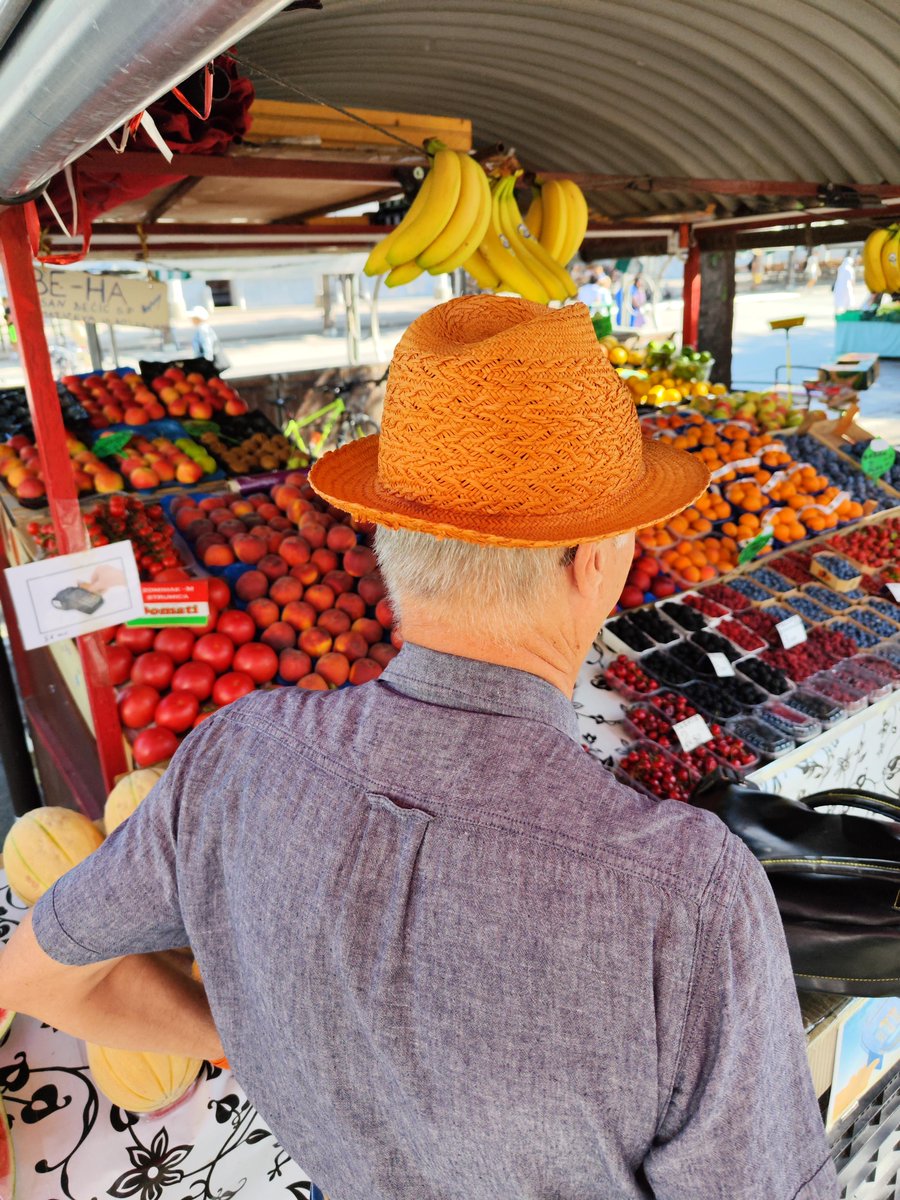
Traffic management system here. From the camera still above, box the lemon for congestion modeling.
[711,383,727,395]
[608,345,628,367]
[663,388,683,406]
[694,382,710,397]
[627,349,644,366]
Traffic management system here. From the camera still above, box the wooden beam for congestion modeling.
[143,176,201,224]
[273,186,401,224]
[82,150,402,186]
[539,172,900,200]
[697,250,735,389]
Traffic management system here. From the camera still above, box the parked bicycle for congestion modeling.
[282,373,384,461]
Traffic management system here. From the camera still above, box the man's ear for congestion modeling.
[571,542,604,599]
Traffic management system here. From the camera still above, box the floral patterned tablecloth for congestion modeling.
[0,882,321,1200]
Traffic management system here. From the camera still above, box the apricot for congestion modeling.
[326,524,357,554]
[247,598,279,629]
[299,626,333,658]
[318,607,352,637]
[343,545,377,578]
[281,600,318,632]
[335,592,366,621]
[260,621,296,653]
[305,583,336,613]
[349,657,383,685]
[316,651,350,688]
[278,648,312,683]
[333,630,369,662]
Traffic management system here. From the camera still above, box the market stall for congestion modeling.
[836,311,900,359]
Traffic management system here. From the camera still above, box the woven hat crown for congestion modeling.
[376,295,644,519]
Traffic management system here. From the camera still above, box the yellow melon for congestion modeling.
[103,767,165,835]
[3,807,104,906]
[86,1043,202,1113]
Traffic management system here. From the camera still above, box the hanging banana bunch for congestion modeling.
[862,225,900,296]
[364,139,492,288]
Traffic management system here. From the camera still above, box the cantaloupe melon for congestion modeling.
[103,766,165,835]
[86,1043,202,1114]
[3,807,104,906]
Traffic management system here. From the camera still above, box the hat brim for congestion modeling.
[309,435,710,548]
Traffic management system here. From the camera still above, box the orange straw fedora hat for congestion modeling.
[310,295,709,548]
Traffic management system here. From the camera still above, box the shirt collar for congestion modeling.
[380,643,582,744]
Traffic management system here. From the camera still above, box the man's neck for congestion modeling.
[398,613,586,698]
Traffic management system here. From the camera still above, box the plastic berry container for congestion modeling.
[827,618,878,651]
[784,594,832,624]
[810,553,863,593]
[728,576,772,603]
[851,608,900,641]
[690,629,743,662]
[602,616,656,657]
[759,700,822,742]
[660,601,707,633]
[851,654,900,689]
[749,566,795,593]
[875,642,900,668]
[783,689,847,728]
[613,739,700,803]
[804,584,854,614]
[734,654,792,697]
[726,715,794,759]
[716,618,767,655]
[698,582,753,613]
[603,655,660,701]
[647,690,701,723]
[641,649,697,689]
[804,670,869,715]
[867,599,900,621]
[832,660,891,702]
[627,606,681,645]
[681,591,729,620]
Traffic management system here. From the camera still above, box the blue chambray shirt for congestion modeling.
[35,644,837,1199]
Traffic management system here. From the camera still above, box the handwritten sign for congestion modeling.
[776,615,807,648]
[708,653,735,678]
[34,267,170,328]
[860,439,896,481]
[673,714,713,752]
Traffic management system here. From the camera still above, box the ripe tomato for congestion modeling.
[105,644,133,687]
[115,625,156,654]
[192,632,234,674]
[212,671,255,707]
[153,627,196,664]
[216,609,256,647]
[130,651,175,691]
[132,725,179,768]
[118,684,160,729]
[154,690,200,733]
[207,577,231,611]
[232,642,278,684]
[170,661,215,702]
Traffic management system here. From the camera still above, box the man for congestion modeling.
[0,297,837,1199]
[189,304,229,370]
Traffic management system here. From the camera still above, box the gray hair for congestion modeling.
[375,527,574,627]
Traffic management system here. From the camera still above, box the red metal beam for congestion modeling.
[0,203,127,795]
[682,237,701,349]
[82,150,403,186]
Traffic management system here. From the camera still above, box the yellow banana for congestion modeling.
[497,177,570,302]
[464,248,501,290]
[863,227,890,294]
[386,147,461,267]
[538,180,569,263]
[524,192,542,240]
[880,227,900,293]
[557,179,590,266]
[423,155,492,273]
[478,180,550,303]
[385,260,424,288]
[364,173,433,276]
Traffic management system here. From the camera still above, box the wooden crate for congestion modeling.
[246,99,471,153]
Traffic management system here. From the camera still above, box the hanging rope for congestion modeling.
[232,53,425,154]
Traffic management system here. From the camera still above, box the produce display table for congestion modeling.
[835,313,900,359]
[0,875,320,1200]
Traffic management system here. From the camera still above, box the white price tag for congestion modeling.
[708,652,735,677]
[762,471,786,494]
[728,456,761,473]
[673,713,713,752]
[887,582,900,602]
[776,614,807,648]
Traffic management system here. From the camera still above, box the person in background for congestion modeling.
[751,250,765,290]
[833,253,856,314]
[576,269,603,313]
[189,305,228,369]
[630,275,647,327]
[805,252,821,288]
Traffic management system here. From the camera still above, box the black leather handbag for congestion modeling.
[692,774,900,996]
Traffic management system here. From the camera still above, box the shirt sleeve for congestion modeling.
[31,734,200,966]
[644,839,839,1200]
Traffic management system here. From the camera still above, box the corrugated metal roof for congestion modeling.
[238,0,900,218]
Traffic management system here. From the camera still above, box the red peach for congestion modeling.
[318,607,352,637]
[249,493,269,509]
[278,648,313,683]
[304,583,336,613]
[287,498,316,524]
[311,547,339,575]
[316,651,350,688]
[343,545,378,578]
[260,621,297,653]
[291,563,320,586]
[258,554,288,582]
[234,570,269,602]
[297,673,329,691]
[218,519,247,539]
[299,626,333,658]
[231,499,254,517]
[198,495,226,513]
[321,569,354,596]
[175,506,203,531]
[203,543,235,568]
[273,484,301,511]
[349,657,383,685]
[369,643,399,668]
[357,572,387,607]
[279,536,311,567]
[269,516,293,532]
[268,576,303,607]
[194,532,226,557]
[247,597,280,629]
[335,592,366,621]
[390,626,404,650]
[231,534,267,565]
[297,520,327,550]
[333,630,369,662]
[281,600,318,632]
[351,617,383,646]
[375,598,394,629]
[209,507,234,526]
[326,524,357,554]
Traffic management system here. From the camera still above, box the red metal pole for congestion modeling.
[682,232,701,349]
[0,203,127,794]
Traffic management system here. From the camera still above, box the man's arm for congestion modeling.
[0,910,223,1060]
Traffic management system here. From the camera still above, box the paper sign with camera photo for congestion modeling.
[4,541,144,649]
